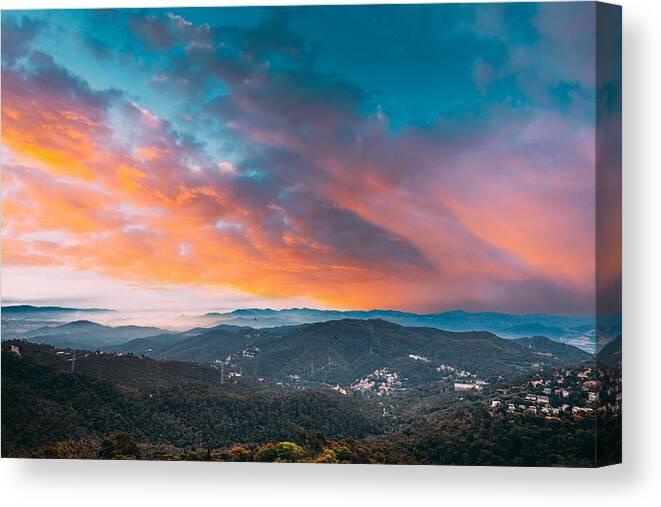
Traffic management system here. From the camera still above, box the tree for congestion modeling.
[332,445,353,463]
[255,441,304,462]
[314,448,338,463]
[98,431,141,460]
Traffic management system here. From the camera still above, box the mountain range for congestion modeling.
[110,318,592,388]
[201,307,620,352]
[2,305,622,351]
[20,320,167,349]
[205,307,596,330]
[1,305,115,338]
[2,305,113,314]
[2,305,594,389]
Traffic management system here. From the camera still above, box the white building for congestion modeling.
[454,382,482,392]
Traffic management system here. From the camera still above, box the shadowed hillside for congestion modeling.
[115,318,593,387]
[1,341,384,457]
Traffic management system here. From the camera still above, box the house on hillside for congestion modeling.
[454,382,482,392]
[537,395,550,405]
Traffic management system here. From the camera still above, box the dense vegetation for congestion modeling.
[1,339,617,466]
[108,319,591,387]
[1,341,383,456]
[513,335,591,362]
[598,335,622,366]
[27,410,605,467]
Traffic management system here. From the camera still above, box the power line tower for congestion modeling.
[70,349,77,373]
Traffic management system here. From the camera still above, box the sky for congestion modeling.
[0,3,621,314]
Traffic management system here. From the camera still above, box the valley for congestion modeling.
[0,306,621,466]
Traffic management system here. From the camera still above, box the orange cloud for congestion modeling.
[0,34,607,315]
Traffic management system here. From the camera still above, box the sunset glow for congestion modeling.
[1,4,618,313]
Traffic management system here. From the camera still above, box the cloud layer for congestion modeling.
[1,5,620,313]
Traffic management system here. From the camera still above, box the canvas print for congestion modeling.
[1,2,621,466]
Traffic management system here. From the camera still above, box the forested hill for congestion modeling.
[598,335,622,367]
[1,340,615,466]
[512,336,591,362]
[1,341,384,457]
[112,318,592,386]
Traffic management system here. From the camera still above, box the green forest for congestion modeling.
[2,340,620,466]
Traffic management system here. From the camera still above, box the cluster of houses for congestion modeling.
[435,364,491,392]
[351,368,402,395]
[454,379,490,392]
[596,366,623,415]
[483,366,619,418]
[438,364,474,379]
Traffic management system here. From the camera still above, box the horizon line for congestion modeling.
[0,303,612,319]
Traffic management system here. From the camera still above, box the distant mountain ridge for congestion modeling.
[19,320,167,349]
[202,307,618,352]
[498,323,568,340]
[1,305,118,338]
[513,336,591,362]
[2,305,113,313]
[2,306,621,355]
[206,307,593,326]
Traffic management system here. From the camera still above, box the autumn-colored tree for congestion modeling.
[255,441,304,462]
[314,448,338,463]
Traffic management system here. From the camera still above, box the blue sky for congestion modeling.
[1,3,621,313]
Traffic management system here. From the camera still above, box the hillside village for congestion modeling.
[22,335,620,424]
[483,366,621,417]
